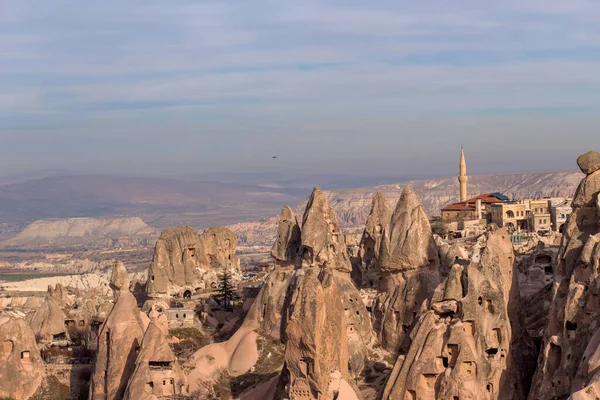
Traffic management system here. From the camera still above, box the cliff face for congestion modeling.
[145,226,240,298]
[124,320,187,399]
[358,192,392,288]
[0,317,44,400]
[382,229,537,400]
[529,151,600,400]
[373,188,442,353]
[271,206,302,267]
[89,291,146,400]
[275,268,358,400]
[300,188,373,353]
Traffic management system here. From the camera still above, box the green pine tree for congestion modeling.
[215,270,239,310]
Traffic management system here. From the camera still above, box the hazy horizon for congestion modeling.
[0,163,582,192]
[2,1,600,177]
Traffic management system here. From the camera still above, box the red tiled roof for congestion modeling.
[441,193,507,212]
[442,203,476,211]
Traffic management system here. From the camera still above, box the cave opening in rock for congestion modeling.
[547,343,562,375]
[149,361,172,370]
[486,348,498,358]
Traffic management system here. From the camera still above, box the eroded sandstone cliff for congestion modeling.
[373,187,442,353]
[146,226,240,298]
[382,228,537,400]
[529,151,600,400]
[89,289,146,400]
[0,317,44,400]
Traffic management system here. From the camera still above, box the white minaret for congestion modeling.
[458,147,468,202]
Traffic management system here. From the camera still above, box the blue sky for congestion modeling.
[1,0,600,178]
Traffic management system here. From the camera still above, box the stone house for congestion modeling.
[549,198,573,233]
[166,309,195,328]
[490,197,567,233]
[441,193,509,224]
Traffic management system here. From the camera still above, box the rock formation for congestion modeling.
[146,226,240,298]
[301,188,372,364]
[271,206,302,268]
[244,266,298,341]
[110,261,130,296]
[89,290,146,400]
[358,192,392,288]
[380,187,440,275]
[0,317,44,400]
[516,243,557,298]
[187,324,260,392]
[529,151,600,399]
[29,295,70,343]
[124,318,187,399]
[244,207,301,340]
[2,273,113,296]
[577,150,600,176]
[230,171,583,248]
[381,229,537,399]
[275,267,359,400]
[48,282,72,306]
[301,187,351,273]
[373,187,441,352]
[199,226,241,270]
[230,187,371,397]
[513,243,559,341]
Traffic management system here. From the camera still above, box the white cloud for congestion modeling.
[1,0,600,174]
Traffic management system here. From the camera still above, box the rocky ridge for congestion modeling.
[529,151,600,399]
[1,217,158,249]
[146,226,240,298]
[381,229,537,399]
[231,171,582,246]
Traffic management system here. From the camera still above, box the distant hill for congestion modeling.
[231,171,583,246]
[0,217,159,250]
[0,171,583,248]
[0,175,306,232]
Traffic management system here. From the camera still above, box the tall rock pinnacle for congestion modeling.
[374,187,441,352]
[529,150,600,399]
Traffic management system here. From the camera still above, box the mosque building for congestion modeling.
[440,149,571,235]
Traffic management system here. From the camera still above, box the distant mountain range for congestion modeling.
[0,175,306,233]
[0,171,583,247]
[230,171,583,246]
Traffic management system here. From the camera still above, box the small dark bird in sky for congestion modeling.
[272,156,278,159]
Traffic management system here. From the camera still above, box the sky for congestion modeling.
[2,0,600,180]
